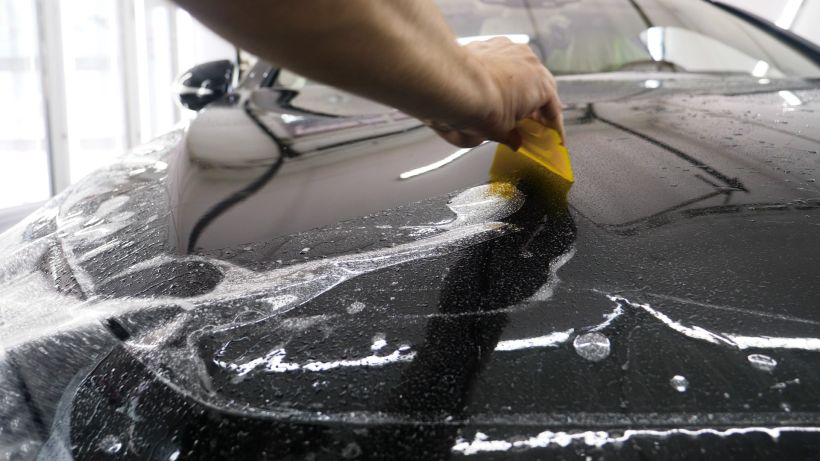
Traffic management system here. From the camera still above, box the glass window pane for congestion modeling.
[0,0,51,208]
[135,0,178,142]
[60,0,127,182]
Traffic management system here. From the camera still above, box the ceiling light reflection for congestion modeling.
[778,90,802,106]
[645,27,665,61]
[644,79,661,89]
[751,60,770,77]
[399,143,485,180]
[775,0,804,29]
[457,34,530,45]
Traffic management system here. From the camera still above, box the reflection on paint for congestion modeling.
[213,342,416,377]
[399,145,479,180]
[606,295,820,352]
[732,335,820,351]
[495,329,573,351]
[778,90,802,106]
[527,247,576,302]
[302,348,415,372]
[589,303,624,332]
[452,427,820,455]
[0,179,523,355]
[457,34,530,45]
[775,0,804,29]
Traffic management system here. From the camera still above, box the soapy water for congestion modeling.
[0,173,524,355]
[1,189,522,457]
[526,247,576,302]
[0,170,165,352]
[0,169,531,443]
[0,135,182,459]
[127,185,523,333]
[0,139,537,457]
[142,184,528,392]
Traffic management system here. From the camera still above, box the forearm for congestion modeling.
[173,0,496,127]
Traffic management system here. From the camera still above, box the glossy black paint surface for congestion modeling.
[6,76,811,460]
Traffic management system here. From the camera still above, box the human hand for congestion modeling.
[429,37,564,149]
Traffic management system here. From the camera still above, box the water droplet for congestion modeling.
[573,332,610,362]
[98,435,122,454]
[371,333,387,351]
[347,301,365,314]
[341,441,362,459]
[747,354,778,373]
[770,378,800,390]
[671,375,689,392]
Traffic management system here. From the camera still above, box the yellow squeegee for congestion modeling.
[490,119,574,202]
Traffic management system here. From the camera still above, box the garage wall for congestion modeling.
[0,0,235,211]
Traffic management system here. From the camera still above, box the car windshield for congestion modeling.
[436,0,820,77]
[272,0,820,117]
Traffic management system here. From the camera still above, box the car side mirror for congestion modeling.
[175,60,236,112]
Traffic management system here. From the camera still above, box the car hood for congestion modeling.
[1,75,819,459]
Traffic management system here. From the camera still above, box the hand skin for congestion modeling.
[172,0,563,148]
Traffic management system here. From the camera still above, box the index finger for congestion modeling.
[539,95,565,143]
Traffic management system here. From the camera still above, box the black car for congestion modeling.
[1,0,819,459]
